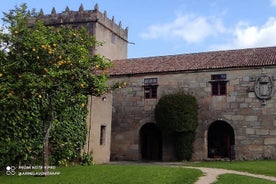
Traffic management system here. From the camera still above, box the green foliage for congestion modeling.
[216,174,275,184]
[0,4,114,168]
[174,131,195,161]
[155,93,198,133]
[0,165,202,184]
[50,97,88,165]
[0,86,43,168]
[155,93,198,160]
[80,152,94,166]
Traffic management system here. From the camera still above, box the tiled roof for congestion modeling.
[109,47,276,76]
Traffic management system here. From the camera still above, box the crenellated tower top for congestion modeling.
[29,3,129,60]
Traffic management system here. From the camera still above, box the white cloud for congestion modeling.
[140,14,225,43]
[271,0,276,6]
[140,11,276,52]
[212,17,276,50]
[235,18,276,47]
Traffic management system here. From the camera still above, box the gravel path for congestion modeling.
[109,161,276,183]
[184,166,276,184]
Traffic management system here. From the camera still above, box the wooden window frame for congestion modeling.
[210,74,228,96]
[144,78,158,99]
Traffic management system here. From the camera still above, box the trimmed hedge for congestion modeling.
[155,93,198,160]
[174,131,195,161]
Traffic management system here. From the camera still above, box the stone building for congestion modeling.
[30,4,129,163]
[34,5,276,162]
[29,4,128,60]
[109,47,276,161]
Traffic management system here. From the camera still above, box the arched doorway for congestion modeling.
[208,121,235,159]
[139,123,162,161]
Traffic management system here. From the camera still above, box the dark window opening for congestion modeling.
[145,86,157,99]
[210,74,227,96]
[144,78,157,85]
[100,125,106,145]
[211,81,227,95]
[211,74,226,80]
[144,78,158,99]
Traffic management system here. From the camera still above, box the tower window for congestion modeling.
[144,78,158,99]
[111,33,116,44]
[210,74,227,95]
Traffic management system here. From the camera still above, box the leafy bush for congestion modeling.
[80,152,94,166]
[50,98,88,165]
[155,93,198,160]
[155,93,198,133]
[174,131,195,160]
[0,97,43,167]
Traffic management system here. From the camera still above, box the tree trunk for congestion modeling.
[42,95,54,176]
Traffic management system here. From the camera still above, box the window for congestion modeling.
[111,33,116,44]
[211,74,226,80]
[100,125,106,145]
[210,74,227,95]
[144,78,158,99]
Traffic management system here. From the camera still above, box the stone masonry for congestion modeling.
[34,5,276,162]
[110,65,276,161]
[29,4,128,60]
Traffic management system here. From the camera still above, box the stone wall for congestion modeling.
[29,4,128,60]
[83,94,113,164]
[110,67,276,161]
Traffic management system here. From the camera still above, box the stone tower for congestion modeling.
[29,3,128,60]
[29,4,128,163]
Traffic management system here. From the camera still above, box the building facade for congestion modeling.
[109,48,276,161]
[29,4,128,60]
[31,4,128,163]
[35,5,276,162]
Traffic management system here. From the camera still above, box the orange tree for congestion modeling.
[0,4,117,170]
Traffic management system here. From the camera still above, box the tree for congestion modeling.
[0,4,118,172]
[155,93,198,160]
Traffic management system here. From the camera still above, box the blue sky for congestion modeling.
[1,0,276,58]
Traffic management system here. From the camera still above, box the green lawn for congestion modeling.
[1,160,276,184]
[215,174,276,184]
[187,160,276,177]
[0,165,202,184]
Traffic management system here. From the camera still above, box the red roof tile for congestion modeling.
[109,47,276,76]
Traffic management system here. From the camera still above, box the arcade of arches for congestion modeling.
[139,121,236,161]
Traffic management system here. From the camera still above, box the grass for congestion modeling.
[215,174,276,184]
[1,160,276,184]
[0,164,202,184]
[187,160,276,177]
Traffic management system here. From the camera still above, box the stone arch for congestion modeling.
[208,121,235,159]
[139,123,162,161]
